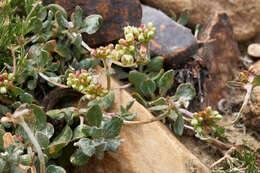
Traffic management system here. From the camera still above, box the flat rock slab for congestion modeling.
[142,5,198,67]
[72,68,209,173]
[198,12,240,108]
[43,0,142,46]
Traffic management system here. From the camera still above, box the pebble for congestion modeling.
[247,43,260,58]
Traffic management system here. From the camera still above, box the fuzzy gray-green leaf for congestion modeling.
[171,83,196,107]
[146,56,163,72]
[85,105,103,127]
[141,79,156,95]
[106,138,124,153]
[74,138,95,157]
[36,131,49,148]
[158,69,174,96]
[71,6,83,29]
[70,148,90,166]
[81,15,103,34]
[103,117,123,138]
[174,114,184,136]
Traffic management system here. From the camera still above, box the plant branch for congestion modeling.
[18,115,45,173]
[81,40,93,52]
[207,136,233,150]
[103,59,111,91]
[11,48,16,75]
[123,111,169,125]
[210,147,236,169]
[38,72,69,88]
[179,108,194,118]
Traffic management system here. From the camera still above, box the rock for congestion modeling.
[198,12,241,108]
[249,60,260,75]
[141,0,260,41]
[43,0,142,46]
[244,86,260,130]
[248,43,260,58]
[142,5,198,67]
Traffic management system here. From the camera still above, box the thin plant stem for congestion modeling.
[178,108,194,118]
[81,40,93,52]
[103,59,111,91]
[232,83,253,125]
[123,111,169,125]
[11,48,16,75]
[38,72,68,88]
[210,147,236,168]
[19,116,45,173]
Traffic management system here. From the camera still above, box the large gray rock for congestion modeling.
[141,0,260,41]
[142,5,198,67]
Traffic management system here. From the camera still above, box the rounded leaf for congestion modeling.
[81,15,103,34]
[85,105,102,127]
[70,149,90,166]
[141,79,156,95]
[46,165,66,173]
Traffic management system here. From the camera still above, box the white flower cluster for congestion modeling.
[91,23,156,66]
[67,70,108,100]
[0,72,14,94]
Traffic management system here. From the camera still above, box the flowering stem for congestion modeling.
[103,59,111,91]
[19,116,45,173]
[178,108,194,118]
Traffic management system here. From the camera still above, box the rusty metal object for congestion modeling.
[141,5,198,67]
[43,0,142,46]
[198,11,241,108]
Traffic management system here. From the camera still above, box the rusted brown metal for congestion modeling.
[43,0,142,46]
[198,11,241,108]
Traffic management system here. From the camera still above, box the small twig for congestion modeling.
[210,147,236,168]
[207,136,233,150]
[38,72,68,88]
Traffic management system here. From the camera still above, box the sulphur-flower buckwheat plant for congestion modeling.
[67,69,108,100]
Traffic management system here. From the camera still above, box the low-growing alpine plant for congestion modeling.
[1,0,258,173]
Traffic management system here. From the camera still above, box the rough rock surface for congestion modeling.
[244,85,260,131]
[248,43,260,58]
[198,12,240,108]
[141,5,198,67]
[141,0,260,41]
[44,0,142,46]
